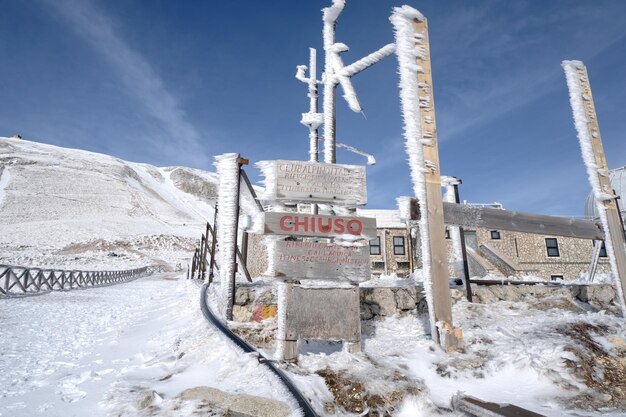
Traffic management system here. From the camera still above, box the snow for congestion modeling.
[0,137,216,270]
[215,153,241,318]
[562,61,626,314]
[0,166,10,208]
[390,6,437,337]
[0,274,300,417]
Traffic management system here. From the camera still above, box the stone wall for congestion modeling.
[231,282,621,322]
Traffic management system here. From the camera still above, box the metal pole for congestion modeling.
[452,181,473,302]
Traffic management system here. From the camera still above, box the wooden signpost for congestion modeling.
[273,241,370,281]
[250,157,373,361]
[257,160,367,205]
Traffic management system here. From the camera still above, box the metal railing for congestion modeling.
[0,264,152,297]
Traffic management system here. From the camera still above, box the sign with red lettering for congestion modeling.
[257,160,367,205]
[272,241,370,281]
[256,212,376,240]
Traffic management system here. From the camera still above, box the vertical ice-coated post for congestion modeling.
[442,176,472,302]
[391,7,462,351]
[563,60,626,315]
[322,0,345,163]
[208,204,218,284]
[215,153,242,320]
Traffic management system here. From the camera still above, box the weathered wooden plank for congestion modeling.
[443,202,604,240]
[453,394,546,417]
[247,212,376,240]
[284,286,360,341]
[272,241,370,282]
[257,160,367,205]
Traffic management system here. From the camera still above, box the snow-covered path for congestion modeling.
[0,275,297,417]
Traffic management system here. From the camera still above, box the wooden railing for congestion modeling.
[0,264,152,297]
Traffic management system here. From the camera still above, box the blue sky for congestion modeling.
[1,0,625,216]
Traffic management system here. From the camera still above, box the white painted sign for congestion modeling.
[246,212,376,240]
[257,160,367,205]
[273,241,370,281]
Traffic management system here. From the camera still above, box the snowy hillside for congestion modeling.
[0,136,217,270]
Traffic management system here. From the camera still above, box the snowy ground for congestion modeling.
[0,274,299,417]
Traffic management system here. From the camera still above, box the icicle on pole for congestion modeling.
[390,6,462,351]
[562,60,626,315]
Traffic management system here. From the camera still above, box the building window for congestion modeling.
[490,230,501,240]
[370,237,381,255]
[445,228,450,239]
[550,275,564,282]
[545,238,560,257]
[393,236,405,255]
[599,241,607,258]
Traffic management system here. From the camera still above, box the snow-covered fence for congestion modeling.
[0,264,151,296]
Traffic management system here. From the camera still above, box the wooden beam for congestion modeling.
[563,61,626,314]
[442,202,604,240]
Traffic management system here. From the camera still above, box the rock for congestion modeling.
[361,287,397,316]
[135,390,160,410]
[235,287,251,305]
[177,386,291,417]
[233,305,252,322]
[361,303,374,320]
[395,288,417,310]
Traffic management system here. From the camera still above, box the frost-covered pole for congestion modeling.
[441,176,472,302]
[562,60,626,315]
[391,6,462,351]
[215,153,243,320]
[322,0,344,163]
[296,48,322,163]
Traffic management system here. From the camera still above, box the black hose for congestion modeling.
[199,283,319,417]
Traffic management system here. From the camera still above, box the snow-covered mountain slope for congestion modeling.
[0,136,217,269]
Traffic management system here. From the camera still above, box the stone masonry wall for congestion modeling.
[231,282,621,322]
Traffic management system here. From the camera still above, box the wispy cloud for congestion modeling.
[433,2,626,142]
[40,0,209,165]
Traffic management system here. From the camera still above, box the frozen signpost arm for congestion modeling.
[562,60,626,315]
[391,6,462,351]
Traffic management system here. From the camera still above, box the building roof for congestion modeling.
[357,209,405,228]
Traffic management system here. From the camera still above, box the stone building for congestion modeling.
[357,207,613,281]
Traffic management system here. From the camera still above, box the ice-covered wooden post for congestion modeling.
[215,153,243,320]
[391,6,462,351]
[563,60,626,315]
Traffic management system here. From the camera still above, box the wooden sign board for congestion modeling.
[257,160,367,205]
[273,241,370,281]
[247,212,376,240]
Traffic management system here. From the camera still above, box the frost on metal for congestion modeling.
[215,153,240,318]
[390,6,438,336]
[562,60,625,312]
[441,176,464,280]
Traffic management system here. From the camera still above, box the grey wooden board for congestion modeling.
[442,202,604,240]
[284,286,360,341]
[259,212,377,240]
[273,241,370,282]
[454,394,546,417]
[258,160,367,205]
